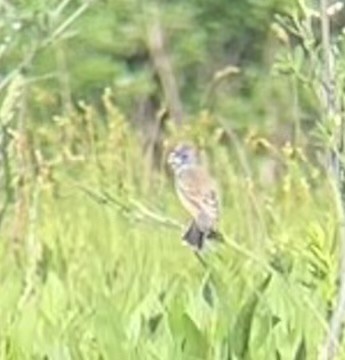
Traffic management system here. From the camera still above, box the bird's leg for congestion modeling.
[207,229,224,242]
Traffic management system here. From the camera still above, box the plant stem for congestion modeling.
[320,0,345,358]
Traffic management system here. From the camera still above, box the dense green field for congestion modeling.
[0,99,340,359]
[2,0,345,358]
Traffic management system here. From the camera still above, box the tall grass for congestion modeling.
[0,87,340,359]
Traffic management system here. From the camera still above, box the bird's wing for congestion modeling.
[176,166,219,221]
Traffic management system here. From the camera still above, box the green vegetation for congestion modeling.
[1,0,344,359]
[0,99,338,359]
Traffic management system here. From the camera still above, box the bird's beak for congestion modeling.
[167,151,182,170]
[167,151,176,166]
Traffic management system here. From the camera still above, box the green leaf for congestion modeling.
[93,298,129,359]
[294,337,307,360]
[180,313,208,358]
[202,276,215,308]
[147,313,163,335]
[231,275,271,358]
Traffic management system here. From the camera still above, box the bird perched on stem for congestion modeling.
[168,143,222,250]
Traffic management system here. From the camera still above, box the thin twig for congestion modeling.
[42,0,92,49]
[74,182,182,230]
[0,0,93,92]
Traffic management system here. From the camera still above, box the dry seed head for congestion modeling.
[270,23,289,45]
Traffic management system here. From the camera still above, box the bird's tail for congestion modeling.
[183,221,204,249]
[183,221,224,250]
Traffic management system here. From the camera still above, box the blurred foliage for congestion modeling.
[1,0,345,359]
[0,91,340,358]
[1,0,299,129]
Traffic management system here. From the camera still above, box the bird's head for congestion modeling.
[167,143,199,172]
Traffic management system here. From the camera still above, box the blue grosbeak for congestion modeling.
[168,144,221,250]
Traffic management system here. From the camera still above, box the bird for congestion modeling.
[167,143,222,250]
